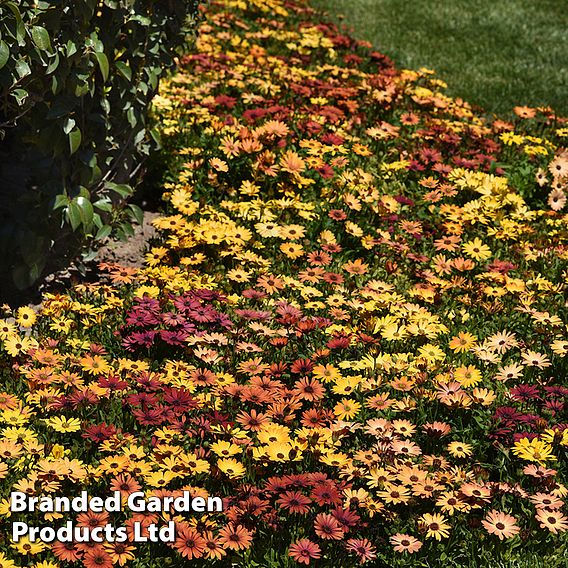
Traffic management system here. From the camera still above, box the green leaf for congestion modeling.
[15,59,31,78]
[53,194,70,210]
[94,52,109,82]
[75,196,94,228]
[12,89,28,105]
[115,61,132,81]
[66,202,82,231]
[0,41,9,70]
[31,26,51,51]
[128,204,144,225]
[106,182,133,198]
[66,40,77,57]
[95,225,112,240]
[46,52,60,74]
[93,199,113,213]
[68,127,82,155]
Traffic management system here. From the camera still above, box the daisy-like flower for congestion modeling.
[447,441,473,458]
[487,330,518,354]
[535,509,568,534]
[44,416,82,433]
[548,154,568,178]
[345,538,377,562]
[419,513,451,540]
[512,437,556,465]
[83,547,113,568]
[202,531,226,560]
[389,533,423,554]
[217,458,246,479]
[529,492,564,510]
[448,331,477,353]
[313,512,345,540]
[173,526,206,559]
[288,539,321,565]
[16,306,37,328]
[333,398,361,420]
[482,510,520,540]
[548,188,566,211]
[276,491,312,514]
[436,491,469,515]
[103,542,136,566]
[217,524,253,551]
[521,350,551,369]
[462,237,492,261]
[523,464,557,478]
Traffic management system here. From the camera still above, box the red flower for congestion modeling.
[314,512,345,540]
[289,539,321,565]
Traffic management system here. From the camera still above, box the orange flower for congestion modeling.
[218,524,253,550]
[173,525,206,559]
[343,258,368,275]
[280,150,305,175]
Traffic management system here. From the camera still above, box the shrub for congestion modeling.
[0,0,201,299]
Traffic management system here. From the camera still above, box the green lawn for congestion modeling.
[310,0,568,116]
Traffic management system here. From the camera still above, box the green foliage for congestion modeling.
[0,0,201,298]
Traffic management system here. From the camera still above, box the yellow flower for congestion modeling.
[44,416,81,433]
[333,398,361,420]
[11,536,47,555]
[447,441,473,458]
[16,307,37,328]
[3,335,36,357]
[512,437,556,465]
[266,441,293,462]
[462,238,492,260]
[48,318,73,334]
[217,458,245,479]
[0,320,17,339]
[420,513,451,540]
[280,242,304,259]
[454,365,482,388]
[313,364,341,383]
[210,441,242,457]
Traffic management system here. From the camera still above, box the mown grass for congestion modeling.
[310,0,568,116]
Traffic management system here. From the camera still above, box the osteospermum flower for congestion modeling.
[16,306,37,328]
[217,458,246,478]
[512,437,556,465]
[276,491,312,514]
[448,331,477,353]
[535,509,568,534]
[419,513,451,540]
[217,524,253,551]
[548,188,566,211]
[314,513,345,540]
[462,237,492,260]
[288,539,321,565]
[528,492,563,510]
[173,526,206,559]
[345,538,377,562]
[83,547,113,568]
[44,416,81,433]
[333,398,361,420]
[103,542,136,566]
[447,441,473,458]
[389,533,423,554]
[482,510,520,540]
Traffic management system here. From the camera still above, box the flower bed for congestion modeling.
[0,0,567,566]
